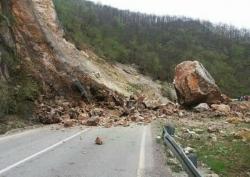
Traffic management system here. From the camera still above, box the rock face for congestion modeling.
[174,61,222,106]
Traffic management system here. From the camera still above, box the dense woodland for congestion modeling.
[53,0,250,97]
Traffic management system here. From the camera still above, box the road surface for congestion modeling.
[0,125,172,177]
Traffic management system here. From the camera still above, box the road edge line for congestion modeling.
[137,126,147,177]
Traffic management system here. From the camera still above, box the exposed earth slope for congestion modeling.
[12,0,167,102]
[0,0,172,133]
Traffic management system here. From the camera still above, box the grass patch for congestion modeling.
[180,129,250,177]
[155,119,250,176]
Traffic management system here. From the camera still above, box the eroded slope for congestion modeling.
[3,0,170,126]
[26,0,167,103]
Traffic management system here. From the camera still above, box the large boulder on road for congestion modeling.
[174,61,222,106]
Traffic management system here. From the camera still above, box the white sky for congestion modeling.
[90,0,250,29]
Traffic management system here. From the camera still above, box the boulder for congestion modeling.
[68,108,79,119]
[63,119,74,127]
[221,94,232,104]
[211,104,231,114]
[78,113,89,120]
[90,108,104,117]
[39,108,61,124]
[174,61,222,106]
[86,117,100,126]
[61,114,71,120]
[207,125,220,133]
[95,137,103,145]
[155,103,178,115]
[184,147,195,154]
[193,103,210,112]
[226,117,244,124]
[234,129,250,142]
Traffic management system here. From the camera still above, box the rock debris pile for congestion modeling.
[35,94,179,127]
[35,60,250,129]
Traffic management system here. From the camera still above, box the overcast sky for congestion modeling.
[89,0,250,29]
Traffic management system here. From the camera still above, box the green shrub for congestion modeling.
[161,82,177,102]
[0,83,16,116]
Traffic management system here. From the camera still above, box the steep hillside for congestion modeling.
[20,0,167,102]
[53,0,250,97]
[0,0,169,132]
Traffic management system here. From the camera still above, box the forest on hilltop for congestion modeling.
[53,0,250,97]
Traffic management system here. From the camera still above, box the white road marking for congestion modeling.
[0,128,90,175]
[137,126,147,177]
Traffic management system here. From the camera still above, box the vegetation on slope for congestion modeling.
[54,0,250,97]
[177,121,250,177]
[0,1,40,133]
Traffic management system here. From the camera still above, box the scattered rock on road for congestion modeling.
[95,137,103,145]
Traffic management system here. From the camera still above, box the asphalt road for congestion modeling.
[0,125,172,177]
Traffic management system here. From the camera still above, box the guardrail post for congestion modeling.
[187,153,198,168]
[164,124,175,136]
[163,124,202,177]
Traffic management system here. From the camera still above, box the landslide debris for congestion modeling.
[35,94,179,127]
[4,0,249,130]
[5,0,173,126]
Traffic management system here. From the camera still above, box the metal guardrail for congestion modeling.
[163,125,203,177]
